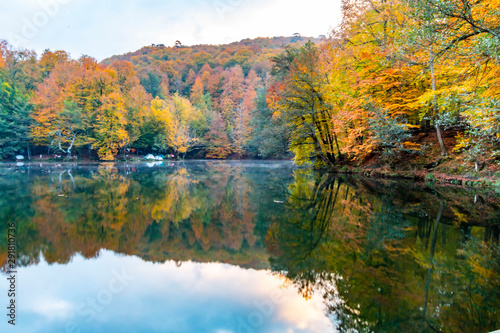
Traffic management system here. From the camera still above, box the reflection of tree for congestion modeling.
[267,170,341,298]
[0,163,498,332]
[151,167,202,225]
[266,170,500,333]
[0,162,288,271]
[0,172,37,269]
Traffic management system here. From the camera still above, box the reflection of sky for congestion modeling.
[0,250,333,333]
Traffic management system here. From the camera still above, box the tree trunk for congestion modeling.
[435,123,447,157]
[423,201,445,321]
[429,46,448,157]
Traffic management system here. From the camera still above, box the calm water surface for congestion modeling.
[0,161,498,333]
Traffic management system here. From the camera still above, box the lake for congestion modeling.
[0,161,499,333]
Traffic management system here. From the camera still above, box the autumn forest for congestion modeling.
[0,0,499,173]
[1,0,500,331]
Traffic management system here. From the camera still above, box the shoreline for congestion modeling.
[334,166,500,189]
[2,159,500,189]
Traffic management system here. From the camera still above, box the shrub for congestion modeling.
[367,106,413,164]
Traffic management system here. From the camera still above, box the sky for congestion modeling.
[0,0,342,60]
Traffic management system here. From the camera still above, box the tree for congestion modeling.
[140,71,163,98]
[248,87,291,158]
[269,42,341,168]
[403,0,500,161]
[367,106,413,165]
[139,97,173,152]
[1,44,40,94]
[166,94,201,157]
[233,85,255,156]
[0,41,5,69]
[0,80,31,159]
[402,0,458,157]
[166,121,198,158]
[220,65,245,124]
[39,49,70,79]
[190,76,204,106]
[205,113,232,159]
[31,61,80,149]
[51,101,85,157]
[95,92,129,160]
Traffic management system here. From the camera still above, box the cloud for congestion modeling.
[0,0,341,60]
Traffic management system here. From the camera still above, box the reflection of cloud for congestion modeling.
[0,250,334,332]
[27,299,73,320]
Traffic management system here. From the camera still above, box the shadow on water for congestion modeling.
[0,161,498,332]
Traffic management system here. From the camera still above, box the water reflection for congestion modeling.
[0,161,498,333]
[267,172,500,333]
[8,250,331,333]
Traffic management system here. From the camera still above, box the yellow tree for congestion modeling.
[110,60,152,149]
[323,0,422,161]
[95,92,129,160]
[151,94,201,157]
[268,42,341,168]
[136,97,169,152]
[404,0,500,161]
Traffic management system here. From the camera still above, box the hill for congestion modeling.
[104,36,321,96]
[0,36,322,161]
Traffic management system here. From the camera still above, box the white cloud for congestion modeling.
[0,0,342,60]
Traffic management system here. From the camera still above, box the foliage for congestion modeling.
[268,42,341,168]
[205,113,232,159]
[367,106,413,164]
[2,3,500,164]
[0,80,31,159]
[95,92,129,160]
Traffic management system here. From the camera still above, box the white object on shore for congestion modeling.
[16,155,24,160]
[155,156,163,161]
[145,154,155,160]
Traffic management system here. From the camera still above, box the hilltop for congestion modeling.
[103,35,322,96]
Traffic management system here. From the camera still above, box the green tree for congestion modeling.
[248,87,291,158]
[140,71,163,98]
[0,80,32,159]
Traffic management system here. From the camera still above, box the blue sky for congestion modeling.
[0,0,342,60]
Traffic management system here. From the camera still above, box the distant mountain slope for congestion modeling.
[103,36,322,96]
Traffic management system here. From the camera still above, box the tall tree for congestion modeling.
[0,80,32,159]
[269,42,341,168]
[205,113,232,159]
[233,85,256,156]
[95,92,129,160]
